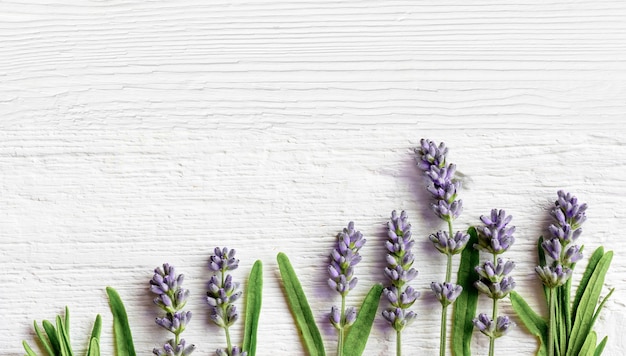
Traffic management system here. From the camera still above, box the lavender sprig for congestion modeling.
[328,221,365,356]
[207,247,247,356]
[150,263,195,356]
[473,209,516,356]
[415,139,467,356]
[382,211,419,356]
[536,191,586,356]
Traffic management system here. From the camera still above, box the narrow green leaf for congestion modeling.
[510,291,548,356]
[56,315,72,356]
[33,321,55,356]
[572,247,604,322]
[64,306,70,339]
[452,226,479,356]
[42,320,60,354]
[87,315,102,356]
[106,287,137,356]
[276,253,326,356]
[87,338,101,356]
[579,331,597,356]
[343,283,383,356]
[22,341,38,356]
[243,260,263,356]
[590,288,614,332]
[594,336,608,356]
[567,251,613,356]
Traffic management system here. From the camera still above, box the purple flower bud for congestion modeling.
[475,209,515,255]
[415,139,448,170]
[564,245,583,264]
[344,307,357,326]
[329,306,341,328]
[431,282,462,307]
[430,230,469,255]
[535,264,572,288]
[473,314,514,339]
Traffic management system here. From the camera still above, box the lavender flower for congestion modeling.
[536,191,587,288]
[475,209,516,255]
[414,139,463,222]
[415,139,468,356]
[473,210,516,353]
[431,282,462,307]
[429,230,470,255]
[473,314,515,339]
[207,247,245,356]
[328,221,365,297]
[383,211,419,333]
[328,222,366,354]
[150,263,195,356]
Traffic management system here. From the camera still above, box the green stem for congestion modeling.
[440,304,448,356]
[225,326,232,353]
[397,329,402,356]
[337,294,346,356]
[438,218,455,356]
[489,297,497,356]
[548,287,556,356]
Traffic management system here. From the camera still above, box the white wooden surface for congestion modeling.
[2,1,626,355]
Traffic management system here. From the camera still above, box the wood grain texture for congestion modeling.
[1,1,625,355]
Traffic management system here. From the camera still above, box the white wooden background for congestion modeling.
[1,1,625,355]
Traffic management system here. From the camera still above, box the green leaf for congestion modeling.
[594,336,608,356]
[579,331,597,356]
[510,291,548,356]
[106,287,137,356]
[276,253,326,356]
[243,260,263,356]
[87,338,101,356]
[87,315,102,356]
[343,284,383,356]
[22,341,38,356]
[572,247,604,322]
[567,251,613,356]
[56,315,72,356]
[42,320,60,354]
[33,321,55,356]
[452,226,480,356]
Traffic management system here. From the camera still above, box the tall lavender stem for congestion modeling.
[415,139,468,356]
[328,222,365,356]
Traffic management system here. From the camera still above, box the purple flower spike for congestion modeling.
[209,247,239,272]
[151,264,194,355]
[537,191,586,287]
[415,139,463,222]
[475,209,516,255]
[383,211,420,332]
[431,282,463,307]
[328,222,365,296]
[207,247,247,355]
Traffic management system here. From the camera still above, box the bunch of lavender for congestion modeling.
[535,191,585,356]
[207,247,247,356]
[150,263,195,356]
[473,209,516,356]
[511,191,613,356]
[415,139,469,356]
[382,210,419,356]
[328,221,366,356]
